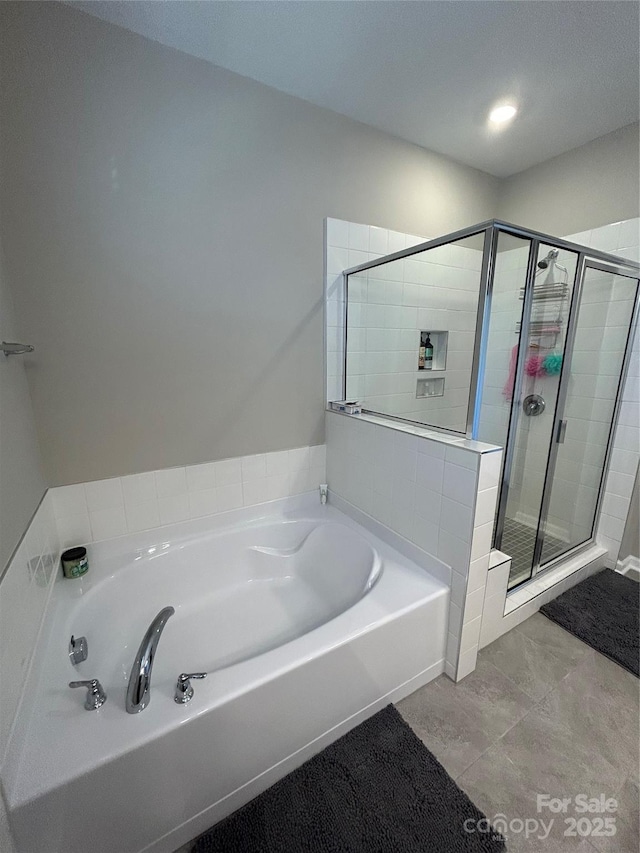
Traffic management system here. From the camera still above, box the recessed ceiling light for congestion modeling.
[489,104,517,125]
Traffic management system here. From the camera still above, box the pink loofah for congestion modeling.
[525,354,545,376]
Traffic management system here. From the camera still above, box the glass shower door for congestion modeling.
[481,232,639,590]
[492,241,579,587]
[536,261,639,567]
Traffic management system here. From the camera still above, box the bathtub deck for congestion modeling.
[4,497,450,853]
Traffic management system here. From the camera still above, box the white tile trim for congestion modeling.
[478,544,608,650]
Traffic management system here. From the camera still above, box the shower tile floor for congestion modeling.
[501,517,568,588]
[176,614,639,853]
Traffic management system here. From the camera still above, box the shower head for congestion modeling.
[537,249,560,270]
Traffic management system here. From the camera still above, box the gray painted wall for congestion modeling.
[498,123,640,235]
[0,235,46,570]
[0,2,499,485]
[0,4,638,490]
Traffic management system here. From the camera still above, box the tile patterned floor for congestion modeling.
[501,518,568,588]
[175,614,639,853]
[397,613,640,853]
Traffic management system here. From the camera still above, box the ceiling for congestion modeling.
[68,1,639,177]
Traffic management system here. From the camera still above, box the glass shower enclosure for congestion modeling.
[341,220,639,589]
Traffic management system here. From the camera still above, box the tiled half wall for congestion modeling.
[326,410,502,680]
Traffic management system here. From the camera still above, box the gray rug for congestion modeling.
[192,705,505,852]
[540,568,639,677]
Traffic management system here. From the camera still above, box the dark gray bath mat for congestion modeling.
[191,704,505,852]
[540,568,639,677]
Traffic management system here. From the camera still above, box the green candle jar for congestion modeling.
[61,546,89,579]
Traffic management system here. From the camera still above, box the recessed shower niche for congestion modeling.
[418,330,448,371]
[416,376,445,398]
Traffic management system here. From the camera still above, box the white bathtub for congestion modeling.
[4,494,448,853]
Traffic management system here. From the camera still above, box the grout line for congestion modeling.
[455,640,591,784]
[484,621,589,704]
[450,701,534,783]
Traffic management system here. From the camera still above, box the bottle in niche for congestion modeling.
[418,333,426,369]
[424,334,434,370]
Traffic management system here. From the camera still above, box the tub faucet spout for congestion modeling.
[126,606,175,713]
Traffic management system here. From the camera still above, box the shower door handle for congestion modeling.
[556,419,568,443]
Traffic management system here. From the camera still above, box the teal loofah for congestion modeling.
[543,353,563,375]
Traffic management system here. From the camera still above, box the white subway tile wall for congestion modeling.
[598,319,639,564]
[0,494,59,763]
[326,410,501,680]
[325,218,483,432]
[325,219,422,405]
[51,445,327,547]
[553,223,638,566]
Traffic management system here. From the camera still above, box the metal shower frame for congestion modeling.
[342,219,640,581]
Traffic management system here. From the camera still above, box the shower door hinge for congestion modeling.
[556,419,568,443]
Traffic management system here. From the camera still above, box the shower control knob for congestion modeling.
[523,394,545,416]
